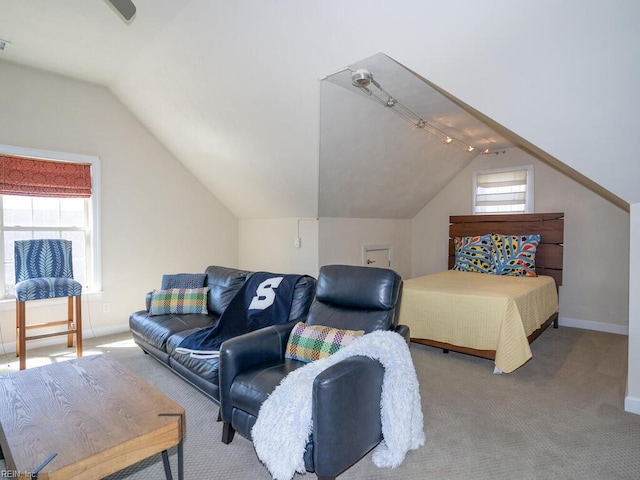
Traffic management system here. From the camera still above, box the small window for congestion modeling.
[473,165,533,215]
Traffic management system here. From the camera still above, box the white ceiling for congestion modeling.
[0,0,190,84]
[1,1,638,218]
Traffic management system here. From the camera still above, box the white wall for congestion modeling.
[412,147,629,333]
[239,217,412,283]
[239,218,319,277]
[0,61,238,350]
[319,218,412,281]
[627,204,640,414]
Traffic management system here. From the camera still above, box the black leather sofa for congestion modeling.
[129,265,316,403]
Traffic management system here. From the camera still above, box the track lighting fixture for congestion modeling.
[349,68,496,154]
[351,69,372,87]
[351,69,382,90]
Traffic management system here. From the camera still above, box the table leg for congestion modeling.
[161,450,173,480]
[178,440,184,480]
[158,412,184,480]
[32,453,57,480]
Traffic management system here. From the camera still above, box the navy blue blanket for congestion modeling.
[175,272,302,358]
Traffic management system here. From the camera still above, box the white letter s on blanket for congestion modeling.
[249,276,284,310]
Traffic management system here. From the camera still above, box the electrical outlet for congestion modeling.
[103,302,110,313]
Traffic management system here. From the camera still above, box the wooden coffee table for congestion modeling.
[0,354,184,479]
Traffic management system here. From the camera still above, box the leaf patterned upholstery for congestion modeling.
[14,239,82,301]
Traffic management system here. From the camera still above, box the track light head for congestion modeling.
[351,69,373,87]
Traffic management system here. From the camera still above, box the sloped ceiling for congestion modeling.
[1,1,638,218]
[320,53,514,218]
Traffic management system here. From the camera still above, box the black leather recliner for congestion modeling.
[219,264,408,480]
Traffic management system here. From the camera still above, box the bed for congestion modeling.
[400,212,564,373]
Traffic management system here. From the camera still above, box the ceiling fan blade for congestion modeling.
[107,0,136,21]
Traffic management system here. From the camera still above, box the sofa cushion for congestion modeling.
[161,273,207,289]
[205,266,251,316]
[230,360,306,417]
[305,265,402,333]
[129,311,217,351]
[149,287,209,316]
[167,328,222,384]
[314,264,401,310]
[287,276,316,320]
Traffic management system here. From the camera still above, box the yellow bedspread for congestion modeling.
[399,270,558,373]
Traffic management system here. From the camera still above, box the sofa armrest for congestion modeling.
[145,291,153,312]
[311,356,384,478]
[394,324,410,344]
[219,320,298,422]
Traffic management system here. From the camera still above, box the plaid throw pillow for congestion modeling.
[149,287,209,316]
[285,322,364,363]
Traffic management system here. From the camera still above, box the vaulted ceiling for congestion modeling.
[320,53,515,218]
[1,1,638,218]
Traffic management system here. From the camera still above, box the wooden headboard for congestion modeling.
[448,213,564,287]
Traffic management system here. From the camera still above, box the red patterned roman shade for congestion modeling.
[0,154,92,198]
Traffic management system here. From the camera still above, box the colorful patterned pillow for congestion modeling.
[490,233,540,277]
[285,322,364,363]
[453,235,495,274]
[149,287,209,315]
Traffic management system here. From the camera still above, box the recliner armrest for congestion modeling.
[312,355,385,478]
[219,320,298,422]
[394,324,410,344]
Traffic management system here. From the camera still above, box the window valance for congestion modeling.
[0,154,92,198]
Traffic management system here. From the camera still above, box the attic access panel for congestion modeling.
[318,52,514,219]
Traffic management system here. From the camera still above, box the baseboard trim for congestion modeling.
[558,316,628,336]
[625,396,640,415]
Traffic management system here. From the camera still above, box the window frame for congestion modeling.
[0,144,101,298]
[472,165,534,215]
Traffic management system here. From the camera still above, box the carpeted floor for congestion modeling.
[1,326,639,479]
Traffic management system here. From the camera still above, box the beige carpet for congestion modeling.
[1,326,639,479]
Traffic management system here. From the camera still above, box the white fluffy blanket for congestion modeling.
[252,330,425,480]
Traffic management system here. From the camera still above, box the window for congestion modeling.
[473,165,534,215]
[0,145,101,298]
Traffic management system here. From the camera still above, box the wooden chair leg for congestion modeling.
[15,296,82,370]
[18,301,26,371]
[67,297,74,347]
[15,300,20,358]
[75,295,82,358]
